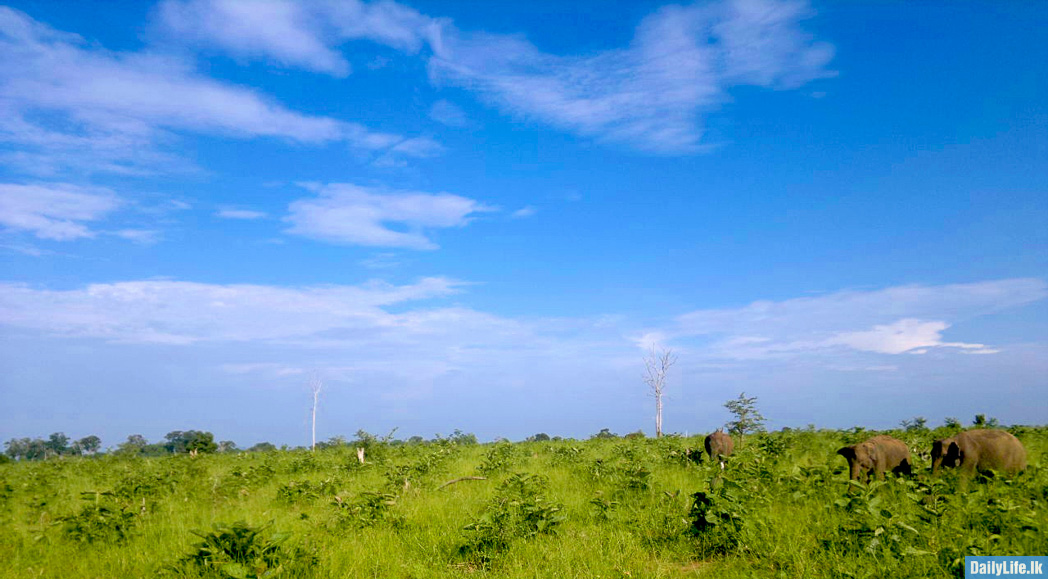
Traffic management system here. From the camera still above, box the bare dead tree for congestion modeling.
[309,371,323,451]
[644,346,677,438]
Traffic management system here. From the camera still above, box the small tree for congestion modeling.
[45,432,70,457]
[247,442,276,452]
[900,416,928,432]
[644,346,677,438]
[724,392,766,444]
[117,434,148,456]
[217,440,238,453]
[76,435,101,456]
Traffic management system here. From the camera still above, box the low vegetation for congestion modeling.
[1,423,1044,578]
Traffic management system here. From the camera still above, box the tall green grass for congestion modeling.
[1,426,1044,578]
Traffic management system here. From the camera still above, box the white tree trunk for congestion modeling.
[644,347,676,438]
[309,371,322,451]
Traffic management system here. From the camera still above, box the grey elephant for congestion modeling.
[704,430,734,469]
[932,429,1026,476]
[837,435,912,483]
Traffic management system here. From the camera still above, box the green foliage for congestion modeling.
[165,430,218,454]
[459,473,566,563]
[331,491,402,529]
[58,491,138,543]
[275,479,337,504]
[724,392,767,437]
[902,416,929,432]
[476,442,521,475]
[171,521,315,579]
[1,426,1046,577]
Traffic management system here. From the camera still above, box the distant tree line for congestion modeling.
[3,430,248,461]
[3,432,101,460]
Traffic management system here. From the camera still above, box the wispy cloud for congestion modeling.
[150,0,834,154]
[0,277,1043,433]
[155,0,441,71]
[156,0,353,76]
[827,319,996,355]
[216,209,267,220]
[0,277,465,345]
[657,279,1047,359]
[511,206,537,219]
[0,6,438,175]
[110,229,162,245]
[429,99,469,127]
[285,183,494,250]
[0,183,119,240]
[428,0,833,152]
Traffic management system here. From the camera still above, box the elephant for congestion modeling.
[837,435,912,483]
[931,429,1026,476]
[704,430,734,469]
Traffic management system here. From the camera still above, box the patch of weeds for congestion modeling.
[59,491,138,544]
[632,490,690,547]
[476,442,521,475]
[828,480,925,566]
[331,491,403,529]
[167,521,316,579]
[589,491,619,522]
[459,473,566,564]
[688,475,761,556]
[113,468,180,500]
[275,479,337,505]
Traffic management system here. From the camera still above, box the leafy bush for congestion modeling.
[459,473,566,563]
[331,491,402,528]
[275,479,337,504]
[59,491,138,543]
[476,442,521,475]
[170,521,315,579]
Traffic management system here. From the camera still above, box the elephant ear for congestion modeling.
[837,446,855,459]
[947,441,961,461]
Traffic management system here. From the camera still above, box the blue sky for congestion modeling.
[0,0,1045,448]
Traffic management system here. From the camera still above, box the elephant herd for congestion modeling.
[696,428,1027,481]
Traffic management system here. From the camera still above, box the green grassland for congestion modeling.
[1,426,1045,578]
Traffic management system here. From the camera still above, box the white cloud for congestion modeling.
[664,279,1047,359]
[217,209,267,220]
[0,277,465,345]
[157,0,352,76]
[0,277,1043,436]
[155,0,441,71]
[427,0,833,152]
[511,206,537,219]
[0,183,119,240]
[0,7,437,175]
[827,319,994,355]
[359,252,402,269]
[151,0,834,154]
[285,183,494,250]
[429,99,469,127]
[110,229,161,245]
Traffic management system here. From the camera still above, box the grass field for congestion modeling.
[1,425,1045,578]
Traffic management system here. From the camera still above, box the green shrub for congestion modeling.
[459,473,566,563]
[170,521,316,579]
[59,491,138,544]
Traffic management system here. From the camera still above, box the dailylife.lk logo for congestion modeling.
[967,557,1047,577]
